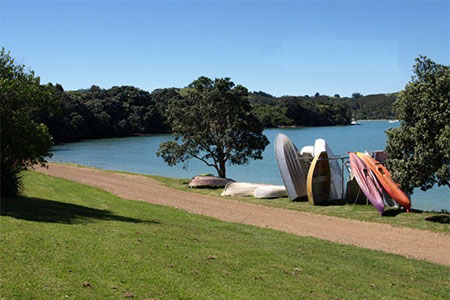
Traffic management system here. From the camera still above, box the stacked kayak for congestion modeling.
[356,152,411,212]
[349,152,411,214]
[349,152,385,214]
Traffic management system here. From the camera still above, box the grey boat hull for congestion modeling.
[275,134,308,201]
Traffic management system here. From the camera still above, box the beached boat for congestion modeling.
[348,152,384,214]
[307,151,331,205]
[275,134,309,201]
[356,152,411,212]
[314,139,344,200]
[189,175,234,188]
[253,185,287,199]
[221,182,269,197]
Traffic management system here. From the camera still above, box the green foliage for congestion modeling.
[42,85,171,142]
[252,104,293,127]
[280,97,352,126]
[352,92,362,99]
[386,56,450,193]
[0,48,56,196]
[157,77,269,177]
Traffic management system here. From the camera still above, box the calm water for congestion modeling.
[50,121,449,212]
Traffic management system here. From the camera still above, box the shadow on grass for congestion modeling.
[425,214,450,224]
[1,195,160,225]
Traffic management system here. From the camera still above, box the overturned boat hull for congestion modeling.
[275,134,308,201]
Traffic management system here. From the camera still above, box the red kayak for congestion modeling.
[349,152,385,214]
[356,152,411,212]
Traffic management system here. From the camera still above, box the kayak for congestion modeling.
[356,152,411,212]
[307,151,331,205]
[349,152,385,214]
[275,134,309,201]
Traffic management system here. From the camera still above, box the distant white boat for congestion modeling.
[350,120,359,125]
[389,120,399,123]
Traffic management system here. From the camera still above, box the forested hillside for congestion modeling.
[40,84,395,143]
[249,91,397,123]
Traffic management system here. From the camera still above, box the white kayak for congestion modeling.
[221,182,269,197]
[253,185,287,199]
[314,139,344,200]
[275,134,309,201]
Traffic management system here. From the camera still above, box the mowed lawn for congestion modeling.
[1,172,449,299]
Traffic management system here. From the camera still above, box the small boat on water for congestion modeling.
[275,134,309,201]
[388,120,399,123]
[307,151,331,205]
[348,152,385,214]
[356,152,411,212]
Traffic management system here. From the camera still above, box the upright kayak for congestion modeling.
[349,152,385,214]
[275,134,309,201]
[356,152,411,212]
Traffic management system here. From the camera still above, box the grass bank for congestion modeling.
[0,171,449,299]
[150,175,450,234]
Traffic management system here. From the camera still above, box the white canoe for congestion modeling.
[221,182,269,197]
[275,134,309,201]
[253,185,287,199]
[314,139,344,200]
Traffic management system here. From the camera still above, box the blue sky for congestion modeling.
[2,0,449,97]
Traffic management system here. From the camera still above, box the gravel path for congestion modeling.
[36,163,450,266]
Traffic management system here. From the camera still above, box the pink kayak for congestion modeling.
[349,152,385,214]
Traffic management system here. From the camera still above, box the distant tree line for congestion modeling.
[39,85,176,142]
[248,92,397,125]
[35,85,398,143]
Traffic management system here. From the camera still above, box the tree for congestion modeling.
[334,94,340,98]
[386,56,450,193]
[314,92,320,98]
[352,92,362,99]
[157,77,269,178]
[0,48,57,196]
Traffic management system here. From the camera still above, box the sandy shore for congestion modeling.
[36,163,450,266]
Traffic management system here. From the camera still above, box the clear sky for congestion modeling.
[1,0,449,97]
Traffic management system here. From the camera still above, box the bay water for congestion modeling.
[50,120,449,212]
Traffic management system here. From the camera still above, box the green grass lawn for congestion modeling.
[150,175,450,234]
[1,171,449,299]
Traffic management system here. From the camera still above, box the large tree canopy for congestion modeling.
[157,77,269,178]
[386,56,450,193]
[0,48,57,196]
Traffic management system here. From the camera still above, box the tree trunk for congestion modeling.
[217,160,226,178]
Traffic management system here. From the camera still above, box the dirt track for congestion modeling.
[36,163,450,266]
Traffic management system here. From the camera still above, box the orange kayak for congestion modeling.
[356,152,411,212]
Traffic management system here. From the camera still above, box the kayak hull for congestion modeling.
[349,152,385,214]
[356,152,411,211]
